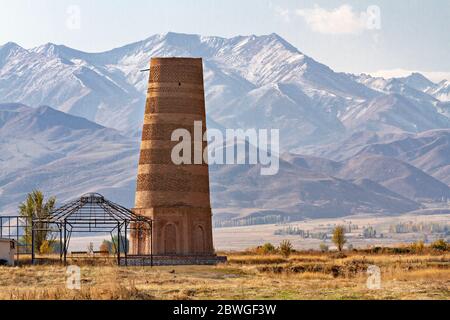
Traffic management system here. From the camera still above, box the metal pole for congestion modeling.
[124,222,128,267]
[63,222,67,265]
[59,226,63,262]
[16,218,19,265]
[117,223,121,266]
[31,221,35,265]
[150,220,153,267]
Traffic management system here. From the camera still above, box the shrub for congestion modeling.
[39,240,53,254]
[100,240,112,254]
[330,252,347,259]
[371,246,383,254]
[0,259,7,266]
[260,242,276,254]
[319,243,329,253]
[279,240,293,258]
[431,239,448,251]
[410,240,425,253]
[392,247,411,254]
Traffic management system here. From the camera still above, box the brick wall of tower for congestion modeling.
[131,58,214,256]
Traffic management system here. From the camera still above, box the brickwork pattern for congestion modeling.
[131,57,214,257]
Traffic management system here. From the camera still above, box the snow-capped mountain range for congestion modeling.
[0,32,449,219]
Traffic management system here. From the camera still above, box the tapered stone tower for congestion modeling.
[131,57,215,258]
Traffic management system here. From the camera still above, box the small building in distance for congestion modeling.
[0,238,16,266]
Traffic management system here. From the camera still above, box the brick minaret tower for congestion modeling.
[131,57,214,257]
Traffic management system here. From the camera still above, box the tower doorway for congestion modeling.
[163,223,177,254]
[193,225,205,254]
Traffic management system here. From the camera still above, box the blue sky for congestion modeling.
[1,0,449,81]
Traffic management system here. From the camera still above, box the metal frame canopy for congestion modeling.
[31,193,152,266]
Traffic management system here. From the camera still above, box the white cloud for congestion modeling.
[295,4,372,35]
[370,69,450,83]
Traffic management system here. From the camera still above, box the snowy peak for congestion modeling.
[359,72,450,104]
[431,80,450,102]
[0,32,449,149]
[0,42,27,65]
[30,42,101,66]
[161,32,203,48]
[342,92,450,134]
[157,32,301,56]
[0,42,24,53]
[114,32,309,86]
[399,72,437,92]
[355,73,437,103]
[32,43,62,56]
[32,43,71,58]
[0,32,377,138]
[125,32,307,86]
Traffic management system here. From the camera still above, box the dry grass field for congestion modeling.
[0,249,449,300]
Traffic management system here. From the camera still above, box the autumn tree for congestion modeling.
[332,226,347,252]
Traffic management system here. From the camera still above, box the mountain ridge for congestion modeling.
[0,102,427,219]
[1,33,449,221]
